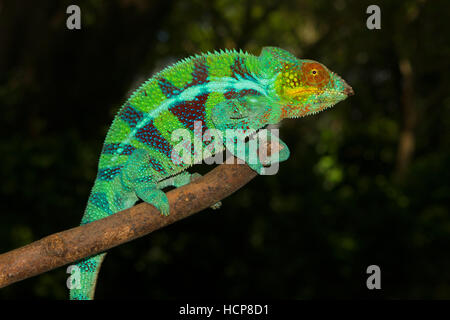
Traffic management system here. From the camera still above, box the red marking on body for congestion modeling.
[170,93,209,134]
[231,56,249,79]
[135,121,173,158]
[187,58,209,87]
[158,77,179,98]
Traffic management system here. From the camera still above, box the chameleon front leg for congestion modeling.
[211,96,290,175]
[226,130,290,175]
[256,130,291,167]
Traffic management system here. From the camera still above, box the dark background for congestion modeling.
[1,0,449,299]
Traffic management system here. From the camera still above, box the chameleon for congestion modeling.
[69,46,353,300]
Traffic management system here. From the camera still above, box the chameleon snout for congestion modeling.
[343,82,354,96]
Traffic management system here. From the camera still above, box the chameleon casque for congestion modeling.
[69,47,353,300]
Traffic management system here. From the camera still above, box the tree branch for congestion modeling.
[0,143,281,288]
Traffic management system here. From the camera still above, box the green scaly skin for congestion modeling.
[69,47,353,300]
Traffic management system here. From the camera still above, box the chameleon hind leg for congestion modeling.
[123,149,170,216]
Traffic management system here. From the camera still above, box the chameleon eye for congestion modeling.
[302,62,329,87]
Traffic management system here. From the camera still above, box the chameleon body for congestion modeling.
[69,47,353,300]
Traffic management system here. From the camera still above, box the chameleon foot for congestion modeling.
[135,187,170,216]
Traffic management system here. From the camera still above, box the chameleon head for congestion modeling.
[258,47,353,120]
[275,60,354,119]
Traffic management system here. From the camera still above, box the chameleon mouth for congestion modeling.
[323,83,354,102]
[343,83,354,96]
[344,85,354,96]
[334,74,354,96]
[284,87,322,98]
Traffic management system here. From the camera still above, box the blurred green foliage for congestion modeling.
[0,0,449,299]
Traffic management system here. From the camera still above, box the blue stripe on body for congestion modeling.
[102,143,136,155]
[119,104,144,128]
[97,166,123,181]
[89,192,113,215]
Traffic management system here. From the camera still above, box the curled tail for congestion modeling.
[69,178,138,300]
